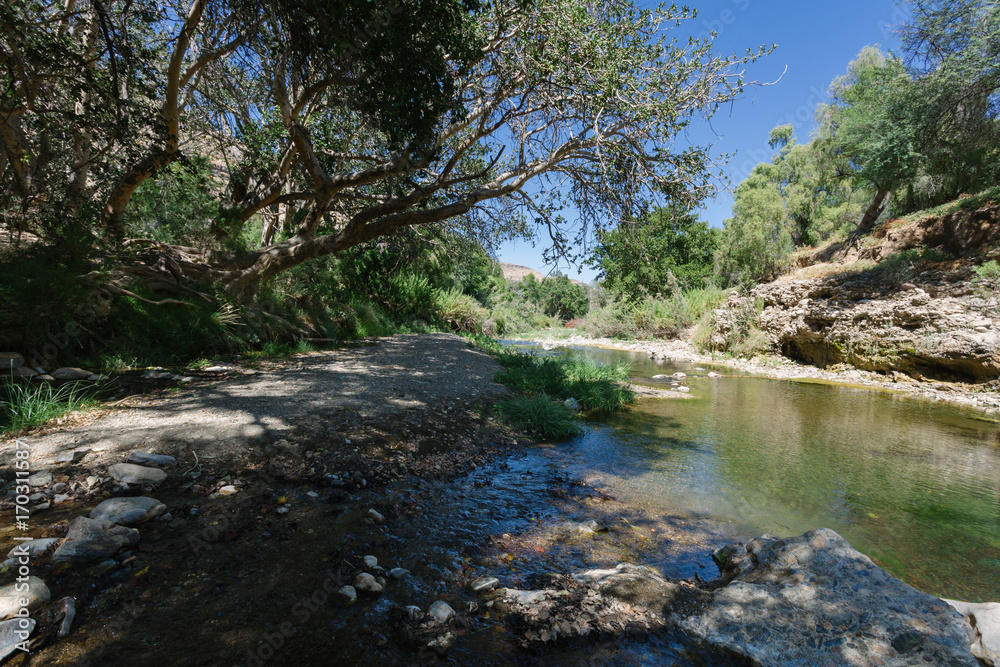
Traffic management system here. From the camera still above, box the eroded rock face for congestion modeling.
[712,268,1000,382]
[679,528,979,666]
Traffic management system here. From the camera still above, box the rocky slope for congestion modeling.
[712,204,1000,383]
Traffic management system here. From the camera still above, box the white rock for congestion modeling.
[367,508,385,524]
[203,366,230,372]
[390,568,410,580]
[363,555,378,569]
[0,577,50,620]
[108,463,167,485]
[89,497,166,526]
[672,372,687,379]
[428,600,455,623]
[652,374,669,379]
[216,485,238,496]
[946,599,1000,665]
[337,586,357,604]
[404,605,423,621]
[36,375,54,382]
[708,372,721,378]
[353,573,383,594]
[141,371,174,379]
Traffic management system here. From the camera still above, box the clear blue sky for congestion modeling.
[496,0,909,283]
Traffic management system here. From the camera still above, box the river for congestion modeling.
[510,341,1000,603]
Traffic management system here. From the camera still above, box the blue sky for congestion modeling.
[496,0,909,282]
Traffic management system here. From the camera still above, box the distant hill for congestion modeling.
[498,262,590,287]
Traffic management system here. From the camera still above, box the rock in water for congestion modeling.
[469,577,499,593]
[89,497,166,526]
[0,577,50,620]
[363,555,378,569]
[0,618,34,661]
[945,599,1000,666]
[353,573,383,594]
[50,367,92,380]
[52,517,140,563]
[108,463,167,485]
[124,452,177,468]
[428,601,455,624]
[680,528,980,666]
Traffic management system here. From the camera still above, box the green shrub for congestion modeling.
[434,288,489,333]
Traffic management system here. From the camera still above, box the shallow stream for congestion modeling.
[514,342,1000,603]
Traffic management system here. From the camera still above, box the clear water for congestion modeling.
[514,342,1000,602]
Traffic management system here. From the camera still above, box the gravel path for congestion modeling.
[3,333,510,470]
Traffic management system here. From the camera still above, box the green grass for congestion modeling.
[494,395,581,439]
[468,334,635,439]
[1,377,98,434]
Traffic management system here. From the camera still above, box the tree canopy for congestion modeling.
[588,205,718,300]
[1,0,769,301]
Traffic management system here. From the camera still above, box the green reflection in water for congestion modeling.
[543,344,1000,602]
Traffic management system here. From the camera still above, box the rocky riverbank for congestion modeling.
[2,332,998,665]
[525,333,1000,414]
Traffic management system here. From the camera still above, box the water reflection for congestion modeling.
[512,342,1000,602]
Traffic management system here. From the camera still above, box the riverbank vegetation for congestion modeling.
[470,336,635,438]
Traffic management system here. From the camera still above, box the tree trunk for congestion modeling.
[856,187,891,237]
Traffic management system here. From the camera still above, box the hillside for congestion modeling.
[499,262,590,287]
[710,201,1000,383]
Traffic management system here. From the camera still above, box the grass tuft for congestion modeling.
[1,377,97,434]
[494,395,581,440]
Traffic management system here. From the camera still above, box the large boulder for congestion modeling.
[678,528,980,666]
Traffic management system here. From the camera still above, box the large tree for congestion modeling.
[2,0,769,301]
[588,205,718,300]
[818,47,923,238]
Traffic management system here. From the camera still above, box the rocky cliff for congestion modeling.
[712,205,1000,383]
